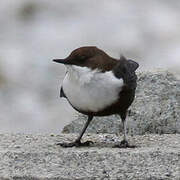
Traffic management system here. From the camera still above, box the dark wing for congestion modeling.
[60,86,66,98]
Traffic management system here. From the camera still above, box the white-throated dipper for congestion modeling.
[53,46,139,148]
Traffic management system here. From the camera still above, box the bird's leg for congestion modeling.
[114,112,135,148]
[57,115,93,147]
[120,119,129,147]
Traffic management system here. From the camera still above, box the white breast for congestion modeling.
[62,65,124,112]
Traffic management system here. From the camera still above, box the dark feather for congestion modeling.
[128,59,139,72]
[60,86,66,98]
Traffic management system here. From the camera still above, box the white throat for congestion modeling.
[62,65,124,112]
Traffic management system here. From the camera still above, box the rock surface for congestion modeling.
[62,71,180,135]
[0,133,179,179]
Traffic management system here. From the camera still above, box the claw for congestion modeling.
[81,140,93,146]
[114,140,136,148]
[56,142,76,147]
[57,140,93,148]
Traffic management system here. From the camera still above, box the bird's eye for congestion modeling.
[78,55,86,63]
[80,55,86,60]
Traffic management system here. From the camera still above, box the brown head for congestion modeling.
[53,46,117,71]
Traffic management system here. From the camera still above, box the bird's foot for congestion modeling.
[57,140,93,148]
[114,140,136,148]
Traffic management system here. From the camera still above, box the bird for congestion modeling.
[53,46,139,148]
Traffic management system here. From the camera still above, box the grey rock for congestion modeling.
[62,71,180,135]
[0,133,179,179]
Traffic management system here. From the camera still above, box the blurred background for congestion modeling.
[0,0,180,133]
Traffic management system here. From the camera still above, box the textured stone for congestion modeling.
[62,71,180,135]
[0,133,179,179]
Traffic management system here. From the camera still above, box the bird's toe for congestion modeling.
[114,140,136,148]
[56,140,93,148]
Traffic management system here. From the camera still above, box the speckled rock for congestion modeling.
[0,133,179,179]
[62,71,180,135]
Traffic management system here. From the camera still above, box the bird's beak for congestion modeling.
[53,59,71,64]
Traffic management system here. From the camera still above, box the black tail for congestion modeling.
[113,56,139,87]
[127,58,139,72]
